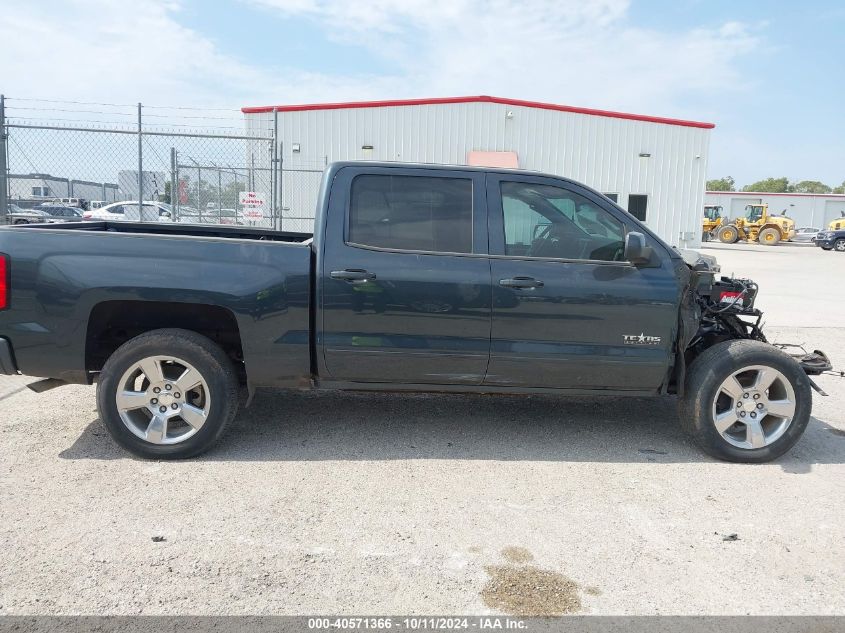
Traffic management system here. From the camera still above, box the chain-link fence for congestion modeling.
[0,96,327,232]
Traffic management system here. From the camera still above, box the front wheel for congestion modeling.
[96,328,239,459]
[758,227,781,246]
[717,225,739,244]
[679,340,812,463]
[834,238,845,252]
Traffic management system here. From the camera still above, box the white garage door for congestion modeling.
[730,198,760,217]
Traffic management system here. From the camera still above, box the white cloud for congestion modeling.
[0,0,275,110]
[247,0,758,118]
[1,0,767,179]
[0,0,758,117]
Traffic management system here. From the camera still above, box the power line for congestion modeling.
[143,104,241,112]
[7,116,246,130]
[7,106,242,121]
[6,97,243,113]
[6,106,136,116]
[7,116,137,127]
[5,97,136,108]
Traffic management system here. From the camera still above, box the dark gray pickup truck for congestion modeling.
[0,162,832,461]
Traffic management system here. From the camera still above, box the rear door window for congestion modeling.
[349,174,473,254]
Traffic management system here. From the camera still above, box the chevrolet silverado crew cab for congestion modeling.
[0,162,833,462]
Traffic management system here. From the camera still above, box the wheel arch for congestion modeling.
[85,300,245,383]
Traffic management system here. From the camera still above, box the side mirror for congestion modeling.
[624,231,653,265]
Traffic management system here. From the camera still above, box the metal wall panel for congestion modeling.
[246,102,711,247]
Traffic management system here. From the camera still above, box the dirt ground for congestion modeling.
[1,242,843,615]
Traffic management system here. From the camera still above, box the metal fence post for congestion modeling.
[0,95,8,224]
[137,102,143,219]
[170,147,177,221]
[278,141,284,232]
[272,109,279,230]
[217,166,222,222]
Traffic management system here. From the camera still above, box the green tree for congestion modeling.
[706,176,735,191]
[832,180,845,194]
[741,177,791,193]
[791,180,832,194]
[222,179,247,209]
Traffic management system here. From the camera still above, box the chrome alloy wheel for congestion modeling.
[115,355,210,445]
[711,365,796,450]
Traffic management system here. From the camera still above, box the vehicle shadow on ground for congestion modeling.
[60,389,845,470]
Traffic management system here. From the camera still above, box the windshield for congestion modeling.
[745,206,763,221]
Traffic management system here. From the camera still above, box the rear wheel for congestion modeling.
[96,328,239,459]
[717,225,739,244]
[834,238,845,252]
[758,227,781,246]
[679,340,812,463]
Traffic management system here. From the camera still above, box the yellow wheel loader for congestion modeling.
[702,205,725,241]
[828,212,845,231]
[716,204,796,246]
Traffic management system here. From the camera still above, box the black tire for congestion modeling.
[717,225,739,244]
[679,340,812,463]
[758,227,781,246]
[96,328,239,459]
[834,238,845,252]
[13,219,28,225]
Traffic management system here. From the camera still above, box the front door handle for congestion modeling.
[499,276,544,289]
[330,269,376,283]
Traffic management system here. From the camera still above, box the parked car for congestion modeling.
[6,205,62,225]
[37,204,85,222]
[82,201,173,222]
[792,227,821,243]
[49,197,86,209]
[814,229,845,252]
[178,207,243,225]
[5,203,26,223]
[0,162,833,463]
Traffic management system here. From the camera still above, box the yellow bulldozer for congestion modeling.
[829,211,845,231]
[716,203,796,246]
[702,205,725,241]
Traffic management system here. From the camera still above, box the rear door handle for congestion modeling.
[499,276,544,289]
[330,269,377,283]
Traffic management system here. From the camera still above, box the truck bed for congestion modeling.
[10,220,313,243]
[0,221,313,387]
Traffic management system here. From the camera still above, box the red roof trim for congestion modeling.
[706,191,845,198]
[242,95,715,129]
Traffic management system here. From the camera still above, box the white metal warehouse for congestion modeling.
[704,191,845,229]
[242,95,714,247]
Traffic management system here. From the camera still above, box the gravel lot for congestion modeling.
[1,242,843,616]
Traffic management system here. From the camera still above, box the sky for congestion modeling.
[1,0,843,187]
